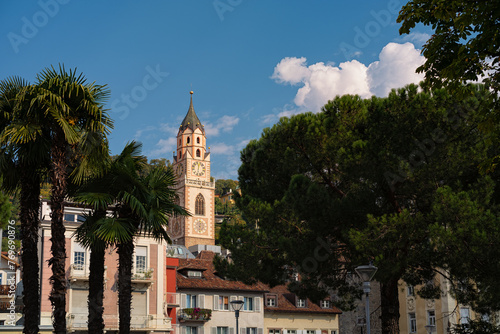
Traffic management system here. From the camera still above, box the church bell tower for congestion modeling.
[169,92,215,247]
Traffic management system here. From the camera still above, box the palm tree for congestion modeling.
[0,76,50,334]
[31,65,112,333]
[84,142,188,334]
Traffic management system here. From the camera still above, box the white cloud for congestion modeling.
[272,42,426,112]
[367,42,425,96]
[150,137,177,157]
[210,142,236,155]
[397,32,431,45]
[205,115,239,137]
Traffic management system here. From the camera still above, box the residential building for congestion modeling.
[398,276,497,334]
[169,91,216,248]
[175,250,268,334]
[264,285,341,334]
[0,252,22,326]
[37,201,172,333]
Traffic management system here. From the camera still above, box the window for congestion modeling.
[135,246,147,273]
[244,297,254,311]
[269,330,280,334]
[197,137,200,144]
[460,307,470,325]
[287,331,296,334]
[0,320,4,325]
[219,296,229,310]
[188,270,202,278]
[321,300,330,308]
[266,296,276,307]
[196,149,201,157]
[186,327,198,334]
[407,285,415,296]
[217,327,229,334]
[297,298,306,308]
[409,313,417,333]
[247,328,257,334]
[77,215,86,222]
[74,251,85,270]
[64,214,75,222]
[186,294,197,308]
[187,137,190,144]
[427,310,436,326]
[195,194,205,215]
[0,273,3,285]
[330,331,338,334]
[306,331,315,334]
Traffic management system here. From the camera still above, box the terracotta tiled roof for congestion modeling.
[176,251,269,293]
[264,285,342,315]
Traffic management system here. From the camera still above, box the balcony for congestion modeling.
[68,264,107,283]
[178,308,212,322]
[132,268,154,284]
[166,292,179,307]
[67,313,172,331]
[0,301,23,313]
[0,285,11,298]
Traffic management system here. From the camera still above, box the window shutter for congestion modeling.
[230,328,235,334]
[180,327,186,334]
[230,296,236,302]
[240,328,246,334]
[258,329,263,334]
[211,327,217,334]
[199,294,205,308]
[180,293,186,309]
[255,297,261,312]
[213,295,219,310]
[199,327,204,334]
[283,330,287,334]
[315,331,321,334]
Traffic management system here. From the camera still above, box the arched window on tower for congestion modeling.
[187,137,190,144]
[195,194,205,215]
[197,137,200,144]
[196,149,201,157]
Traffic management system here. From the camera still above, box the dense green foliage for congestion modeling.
[398,1,500,94]
[215,178,238,196]
[216,84,500,334]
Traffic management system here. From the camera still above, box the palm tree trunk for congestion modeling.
[49,132,68,334]
[19,170,40,334]
[88,245,105,333]
[380,277,400,334]
[117,240,134,334]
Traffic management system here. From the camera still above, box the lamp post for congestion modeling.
[355,263,378,334]
[230,300,244,334]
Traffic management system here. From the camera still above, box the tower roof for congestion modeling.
[180,92,204,134]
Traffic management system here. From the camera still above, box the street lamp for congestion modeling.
[355,263,378,334]
[230,300,244,334]
[425,325,436,334]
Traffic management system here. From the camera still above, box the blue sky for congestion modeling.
[0,1,431,180]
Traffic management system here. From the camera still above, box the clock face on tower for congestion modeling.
[176,163,184,176]
[191,161,206,176]
[193,219,207,234]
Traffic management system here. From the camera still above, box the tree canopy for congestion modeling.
[398,1,500,94]
[216,84,500,334]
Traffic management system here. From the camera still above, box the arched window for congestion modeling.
[196,149,201,157]
[195,194,205,215]
[197,137,200,144]
[187,137,190,144]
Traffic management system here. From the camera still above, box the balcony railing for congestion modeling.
[178,308,212,322]
[0,285,11,296]
[132,268,154,283]
[68,264,107,282]
[185,178,215,188]
[166,292,179,307]
[67,313,171,330]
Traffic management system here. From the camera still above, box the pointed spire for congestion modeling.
[180,91,204,133]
